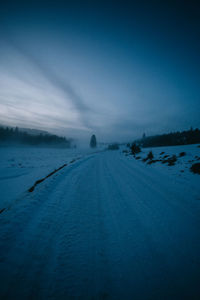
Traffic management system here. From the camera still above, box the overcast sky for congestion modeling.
[0,0,199,142]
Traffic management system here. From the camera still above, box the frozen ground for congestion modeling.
[0,146,101,208]
[125,144,200,200]
[0,145,200,299]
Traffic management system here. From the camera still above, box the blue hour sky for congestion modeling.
[0,0,199,142]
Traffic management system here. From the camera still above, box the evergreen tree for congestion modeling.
[90,134,97,148]
[0,126,72,147]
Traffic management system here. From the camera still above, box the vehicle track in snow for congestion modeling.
[0,151,199,299]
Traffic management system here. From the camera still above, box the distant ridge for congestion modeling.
[134,128,200,148]
[0,125,50,136]
[0,125,73,148]
[19,127,50,136]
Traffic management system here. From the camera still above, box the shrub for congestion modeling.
[179,152,186,157]
[161,154,177,166]
[131,143,141,155]
[167,155,177,166]
[147,159,160,165]
[190,163,200,174]
[142,157,148,162]
[147,151,154,160]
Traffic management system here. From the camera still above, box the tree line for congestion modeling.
[0,126,72,147]
[135,128,200,148]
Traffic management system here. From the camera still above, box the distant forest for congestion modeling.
[136,128,200,148]
[0,126,72,147]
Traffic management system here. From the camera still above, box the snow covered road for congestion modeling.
[0,151,200,299]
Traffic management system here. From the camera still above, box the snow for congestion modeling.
[126,144,200,201]
[0,146,101,208]
[0,145,200,299]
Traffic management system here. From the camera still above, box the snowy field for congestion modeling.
[0,144,199,299]
[1,143,199,210]
[124,143,200,199]
[0,146,102,209]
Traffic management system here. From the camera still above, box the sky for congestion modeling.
[0,0,199,143]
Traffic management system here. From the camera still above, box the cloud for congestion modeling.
[5,38,94,130]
